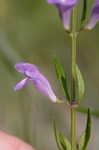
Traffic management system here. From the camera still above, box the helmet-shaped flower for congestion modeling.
[14,62,57,103]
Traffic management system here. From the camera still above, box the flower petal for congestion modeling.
[14,78,28,91]
[85,0,99,29]
[47,0,79,30]
[47,0,79,6]
[15,62,39,76]
[56,4,72,30]
[14,62,57,102]
[31,73,57,103]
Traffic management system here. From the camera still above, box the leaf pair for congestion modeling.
[53,56,85,103]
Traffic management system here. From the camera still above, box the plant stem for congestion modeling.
[71,108,77,150]
[71,8,78,103]
[70,5,78,150]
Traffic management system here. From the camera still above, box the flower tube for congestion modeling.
[47,0,79,30]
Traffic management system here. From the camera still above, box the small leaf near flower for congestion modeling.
[75,65,85,103]
[53,56,70,101]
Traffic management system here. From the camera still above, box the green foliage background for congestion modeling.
[0,0,99,150]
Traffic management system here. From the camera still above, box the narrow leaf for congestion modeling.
[82,108,92,150]
[75,65,85,102]
[53,57,70,101]
[53,121,71,150]
[78,132,86,150]
[76,106,99,117]
[59,133,71,150]
[78,108,92,150]
[53,57,65,79]
[53,121,63,150]
[81,0,87,24]
[61,76,70,101]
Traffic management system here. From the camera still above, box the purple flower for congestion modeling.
[85,0,99,29]
[14,62,57,103]
[47,0,79,30]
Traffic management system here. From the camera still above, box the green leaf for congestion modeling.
[76,106,99,117]
[53,56,70,101]
[53,121,63,150]
[53,57,65,79]
[81,0,87,24]
[78,108,92,150]
[61,76,70,101]
[53,121,71,150]
[59,133,71,150]
[75,65,85,102]
[80,0,95,29]
[83,108,92,150]
[78,132,86,150]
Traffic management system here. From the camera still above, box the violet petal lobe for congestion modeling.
[15,62,39,75]
[31,73,57,103]
[85,0,99,29]
[14,78,28,91]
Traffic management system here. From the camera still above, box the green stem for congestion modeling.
[71,33,77,102]
[70,6,78,150]
[71,108,77,150]
[71,7,78,103]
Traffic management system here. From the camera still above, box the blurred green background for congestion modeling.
[0,0,99,150]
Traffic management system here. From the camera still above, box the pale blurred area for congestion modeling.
[0,0,99,150]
